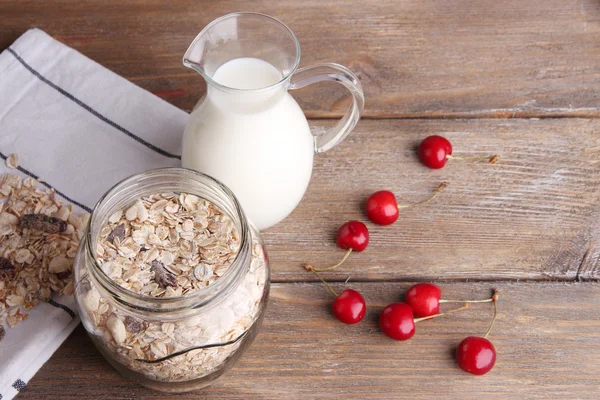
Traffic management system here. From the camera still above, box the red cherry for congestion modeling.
[336,221,369,252]
[419,135,499,168]
[332,289,366,324]
[405,283,442,318]
[365,183,448,226]
[302,221,369,284]
[365,191,399,225]
[380,301,470,341]
[379,302,416,340]
[406,284,497,318]
[456,336,497,375]
[418,135,453,169]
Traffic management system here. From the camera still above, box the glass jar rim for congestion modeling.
[84,168,252,313]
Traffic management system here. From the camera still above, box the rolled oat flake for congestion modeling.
[193,264,213,281]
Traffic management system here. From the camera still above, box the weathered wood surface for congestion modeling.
[575,240,600,280]
[1,0,600,117]
[2,1,600,399]
[264,119,600,282]
[19,282,600,399]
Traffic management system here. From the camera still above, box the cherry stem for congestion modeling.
[413,303,469,323]
[439,298,493,304]
[303,264,338,297]
[484,289,500,339]
[398,182,449,209]
[447,154,499,164]
[305,249,353,272]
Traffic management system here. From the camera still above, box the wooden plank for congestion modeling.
[1,0,600,117]
[263,119,600,282]
[19,282,600,399]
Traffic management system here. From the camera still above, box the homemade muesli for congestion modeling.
[79,192,267,382]
[95,193,240,297]
[0,173,88,336]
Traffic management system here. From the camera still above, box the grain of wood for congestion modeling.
[1,3,599,399]
[263,119,600,282]
[576,240,600,280]
[18,282,600,399]
[1,0,599,117]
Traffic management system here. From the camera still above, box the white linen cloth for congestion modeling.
[0,28,188,399]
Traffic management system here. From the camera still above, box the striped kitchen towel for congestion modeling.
[0,29,188,399]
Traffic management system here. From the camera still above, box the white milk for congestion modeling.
[182,58,314,230]
[212,57,281,89]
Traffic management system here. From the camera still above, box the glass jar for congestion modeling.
[73,168,270,392]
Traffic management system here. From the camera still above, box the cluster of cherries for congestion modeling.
[302,136,500,376]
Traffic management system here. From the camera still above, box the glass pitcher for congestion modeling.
[182,12,364,230]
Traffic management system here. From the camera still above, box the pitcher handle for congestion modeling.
[289,63,364,154]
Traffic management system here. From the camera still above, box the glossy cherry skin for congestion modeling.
[418,135,453,169]
[405,283,442,318]
[366,190,399,225]
[332,289,367,324]
[379,302,416,340]
[336,220,369,252]
[456,336,497,375]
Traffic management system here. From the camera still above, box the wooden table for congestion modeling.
[2,1,600,398]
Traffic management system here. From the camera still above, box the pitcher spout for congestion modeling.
[182,35,205,73]
[183,13,300,88]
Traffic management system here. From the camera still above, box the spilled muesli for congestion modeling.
[79,192,267,382]
[5,153,19,170]
[0,173,89,338]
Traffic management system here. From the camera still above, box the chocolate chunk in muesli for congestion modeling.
[0,257,15,279]
[151,260,178,289]
[106,223,126,244]
[20,214,67,234]
[56,270,72,280]
[124,316,144,334]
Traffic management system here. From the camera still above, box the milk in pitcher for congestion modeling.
[182,13,364,230]
[182,57,314,230]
